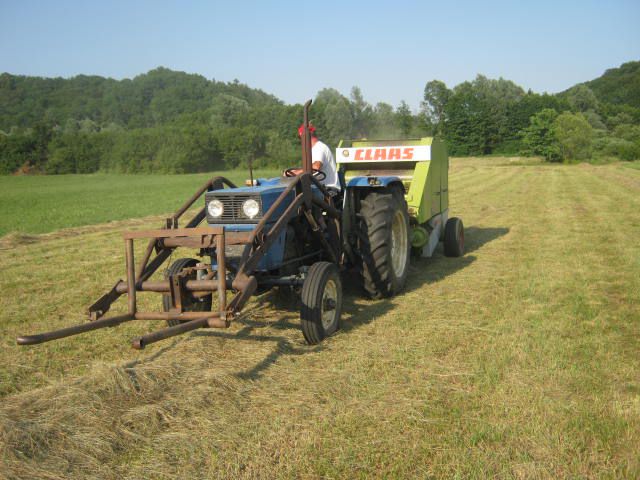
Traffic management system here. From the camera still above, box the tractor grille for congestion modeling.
[205,192,263,224]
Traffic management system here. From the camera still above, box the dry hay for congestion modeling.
[1,158,639,478]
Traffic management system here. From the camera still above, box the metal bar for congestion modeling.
[186,207,207,228]
[242,193,304,275]
[88,280,125,320]
[304,209,338,263]
[277,250,322,268]
[312,195,340,219]
[17,314,134,346]
[137,249,173,284]
[236,177,300,271]
[184,207,208,229]
[166,236,215,249]
[259,194,304,249]
[308,170,331,197]
[169,274,183,312]
[206,317,228,328]
[227,274,258,314]
[302,99,312,173]
[125,238,136,315]
[216,233,227,321]
[306,174,342,258]
[132,316,211,350]
[246,177,300,245]
[172,180,214,224]
[116,279,224,294]
[300,171,313,209]
[136,239,156,283]
[124,226,224,240]
[135,206,211,284]
[258,276,305,287]
[172,176,237,224]
[134,311,223,321]
[162,231,250,248]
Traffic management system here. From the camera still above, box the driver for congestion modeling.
[292,123,341,192]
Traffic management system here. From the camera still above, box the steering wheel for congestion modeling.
[284,167,326,181]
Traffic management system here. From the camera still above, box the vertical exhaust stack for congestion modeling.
[301,99,313,173]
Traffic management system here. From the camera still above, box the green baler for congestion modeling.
[336,137,462,258]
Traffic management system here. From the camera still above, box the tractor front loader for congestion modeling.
[18,101,343,349]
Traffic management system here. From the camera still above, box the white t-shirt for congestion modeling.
[312,140,340,190]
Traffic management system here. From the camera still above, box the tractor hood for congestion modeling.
[205,177,298,225]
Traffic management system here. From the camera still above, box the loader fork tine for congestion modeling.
[17,176,239,348]
[131,315,226,350]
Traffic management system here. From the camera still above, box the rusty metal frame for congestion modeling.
[17,100,341,350]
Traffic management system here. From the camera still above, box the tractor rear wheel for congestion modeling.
[443,217,465,257]
[300,262,342,345]
[357,187,410,298]
[162,258,212,326]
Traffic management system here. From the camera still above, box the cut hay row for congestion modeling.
[1,159,638,478]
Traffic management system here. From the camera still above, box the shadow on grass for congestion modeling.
[191,305,323,380]
[189,226,509,380]
[339,226,509,336]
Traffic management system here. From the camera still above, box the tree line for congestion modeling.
[425,69,640,162]
[1,62,639,174]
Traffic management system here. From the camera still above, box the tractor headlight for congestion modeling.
[207,199,224,218]
[242,198,260,219]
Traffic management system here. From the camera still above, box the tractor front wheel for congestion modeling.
[162,258,212,326]
[357,187,411,298]
[300,262,342,345]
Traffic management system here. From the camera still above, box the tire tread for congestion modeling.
[300,262,341,344]
[356,188,410,299]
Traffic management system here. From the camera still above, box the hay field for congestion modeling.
[0,169,280,237]
[1,159,639,478]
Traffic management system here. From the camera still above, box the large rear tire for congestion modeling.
[357,187,410,299]
[162,258,212,326]
[300,262,342,345]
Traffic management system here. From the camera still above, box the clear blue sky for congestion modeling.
[1,0,638,109]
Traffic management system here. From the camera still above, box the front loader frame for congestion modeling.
[18,100,341,350]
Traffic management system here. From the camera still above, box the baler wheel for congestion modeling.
[162,258,212,326]
[300,262,342,345]
[444,217,465,257]
[357,187,410,299]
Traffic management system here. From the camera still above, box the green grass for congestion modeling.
[622,160,640,170]
[0,158,639,478]
[0,169,280,237]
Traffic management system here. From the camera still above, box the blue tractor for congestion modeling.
[17,100,464,349]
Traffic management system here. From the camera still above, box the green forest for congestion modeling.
[1,61,639,174]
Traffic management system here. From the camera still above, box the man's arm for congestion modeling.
[288,161,322,176]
